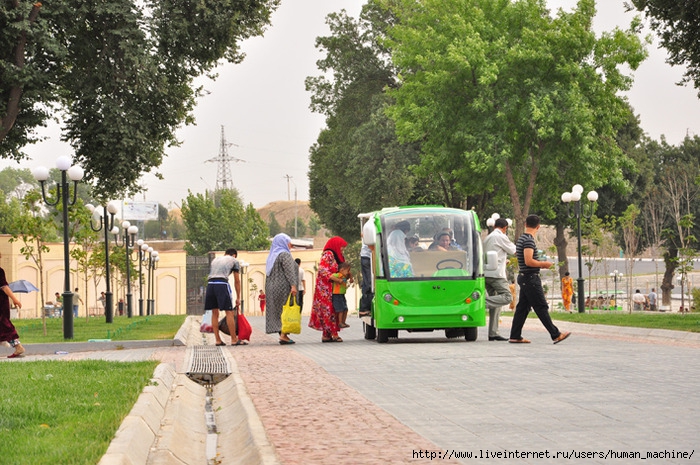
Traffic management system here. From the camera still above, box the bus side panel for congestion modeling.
[371,278,486,330]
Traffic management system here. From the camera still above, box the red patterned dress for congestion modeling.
[308,250,339,339]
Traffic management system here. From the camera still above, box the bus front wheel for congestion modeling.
[377,328,390,343]
[464,327,478,341]
[364,322,376,340]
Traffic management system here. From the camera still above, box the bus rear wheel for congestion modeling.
[364,322,376,340]
[464,327,478,341]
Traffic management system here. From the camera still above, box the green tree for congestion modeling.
[307,2,426,240]
[0,195,24,234]
[639,135,700,306]
[268,212,282,237]
[308,214,322,235]
[69,199,100,321]
[181,189,269,255]
[631,0,700,95]
[1,0,279,199]
[284,217,307,237]
[0,167,36,199]
[9,190,58,334]
[384,0,648,238]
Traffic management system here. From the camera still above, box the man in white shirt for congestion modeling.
[632,289,646,311]
[295,258,306,311]
[483,218,516,341]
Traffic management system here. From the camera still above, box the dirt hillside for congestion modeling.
[257,200,313,227]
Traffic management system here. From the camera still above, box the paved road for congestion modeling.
[4,316,698,464]
[242,315,699,464]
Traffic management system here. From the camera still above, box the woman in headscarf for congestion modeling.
[309,236,347,342]
[265,233,299,344]
[387,220,413,277]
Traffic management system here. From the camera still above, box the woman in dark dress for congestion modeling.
[265,233,299,344]
[0,254,25,358]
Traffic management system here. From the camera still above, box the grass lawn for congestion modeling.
[13,314,187,343]
[503,310,700,333]
[0,360,158,465]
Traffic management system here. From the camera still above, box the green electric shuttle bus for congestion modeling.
[359,206,496,343]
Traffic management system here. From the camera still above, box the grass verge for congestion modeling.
[0,360,159,465]
[503,311,700,333]
[13,314,187,343]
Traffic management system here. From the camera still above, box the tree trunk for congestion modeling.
[661,245,677,307]
[553,223,569,279]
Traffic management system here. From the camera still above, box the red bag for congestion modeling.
[219,312,252,341]
[237,313,252,342]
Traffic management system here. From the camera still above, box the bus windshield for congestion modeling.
[380,208,480,280]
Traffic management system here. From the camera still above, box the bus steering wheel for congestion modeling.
[436,259,463,270]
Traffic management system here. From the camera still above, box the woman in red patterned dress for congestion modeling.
[308,236,347,342]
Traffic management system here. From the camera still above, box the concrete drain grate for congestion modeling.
[186,345,231,385]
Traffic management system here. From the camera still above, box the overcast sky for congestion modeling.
[5,0,700,209]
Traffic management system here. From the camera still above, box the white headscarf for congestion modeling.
[387,228,411,264]
[266,233,292,276]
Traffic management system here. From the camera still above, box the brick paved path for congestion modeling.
[228,331,460,465]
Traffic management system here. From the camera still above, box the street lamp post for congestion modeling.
[561,184,598,313]
[86,202,118,323]
[33,156,84,339]
[136,240,148,317]
[610,270,623,311]
[147,249,159,315]
[115,221,138,318]
[239,261,249,315]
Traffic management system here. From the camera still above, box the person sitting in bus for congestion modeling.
[405,235,423,252]
[439,227,463,250]
[428,231,456,251]
[387,220,413,277]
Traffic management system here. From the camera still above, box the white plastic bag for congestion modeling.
[200,310,213,333]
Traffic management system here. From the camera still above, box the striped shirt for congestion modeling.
[516,233,539,274]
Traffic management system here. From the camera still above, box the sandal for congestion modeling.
[322,338,333,343]
[233,340,248,346]
[331,336,343,342]
[215,342,226,346]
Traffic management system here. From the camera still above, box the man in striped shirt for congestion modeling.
[509,215,571,344]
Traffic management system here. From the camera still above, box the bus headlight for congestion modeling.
[383,293,393,302]
[462,315,468,321]
[398,316,405,323]
[471,290,481,301]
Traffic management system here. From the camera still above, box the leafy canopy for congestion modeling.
[0,0,279,200]
[383,0,648,234]
[181,188,269,255]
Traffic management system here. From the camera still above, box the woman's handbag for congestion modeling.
[281,293,301,334]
